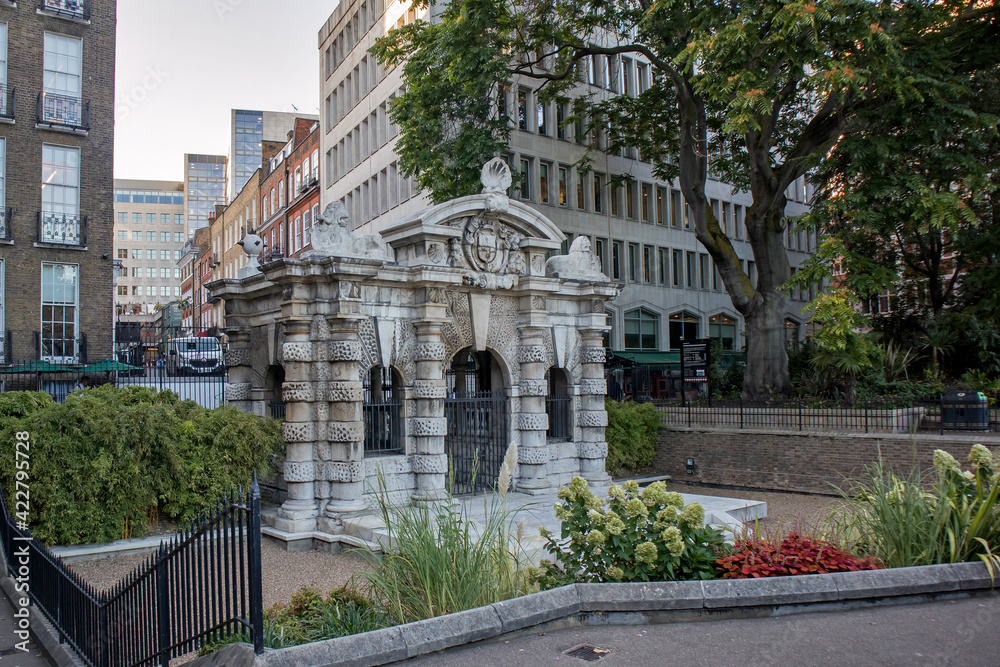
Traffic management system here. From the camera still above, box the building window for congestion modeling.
[517,88,529,130]
[625,182,636,219]
[611,241,622,281]
[0,260,4,358]
[709,314,737,351]
[40,145,81,243]
[41,263,79,362]
[627,243,638,282]
[42,33,83,125]
[643,245,653,283]
[161,213,170,224]
[146,213,155,224]
[671,190,682,228]
[161,232,169,242]
[610,180,620,216]
[116,230,126,241]
[520,158,530,200]
[686,251,696,287]
[672,249,683,286]
[785,318,800,350]
[556,102,566,139]
[593,174,603,213]
[539,162,550,204]
[668,311,700,350]
[558,167,568,206]
[624,308,659,350]
[146,231,155,242]
[175,214,184,225]
[658,248,668,285]
[700,253,709,289]
[576,172,586,210]
[537,101,548,136]
[656,187,667,224]
[595,238,607,274]
[116,212,126,224]
[641,183,652,221]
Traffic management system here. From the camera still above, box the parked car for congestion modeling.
[165,337,224,376]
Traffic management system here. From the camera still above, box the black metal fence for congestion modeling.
[656,396,1000,434]
[0,477,263,666]
[546,396,572,441]
[0,325,228,409]
[444,392,509,494]
[363,366,403,455]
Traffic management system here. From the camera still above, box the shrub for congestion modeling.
[716,531,880,578]
[0,386,283,545]
[604,399,660,474]
[199,587,391,653]
[832,444,1000,572]
[533,478,729,587]
[361,444,533,624]
[0,391,53,419]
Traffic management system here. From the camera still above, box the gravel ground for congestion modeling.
[68,537,372,609]
[663,481,845,536]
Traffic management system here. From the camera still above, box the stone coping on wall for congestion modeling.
[189,562,995,667]
[660,425,1000,442]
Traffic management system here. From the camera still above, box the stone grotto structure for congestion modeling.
[208,159,620,536]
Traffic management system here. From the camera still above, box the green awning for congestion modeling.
[80,359,143,373]
[0,360,82,374]
[610,351,681,366]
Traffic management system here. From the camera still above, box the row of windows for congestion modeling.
[115,249,182,261]
[116,285,182,297]
[114,191,184,206]
[611,308,739,352]
[340,162,414,227]
[325,53,385,132]
[116,231,185,243]
[121,267,181,279]
[327,94,398,184]
[323,0,387,79]
[116,212,185,225]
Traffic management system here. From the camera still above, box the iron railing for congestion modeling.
[545,396,572,441]
[364,398,403,454]
[268,401,286,420]
[38,0,90,21]
[37,92,91,131]
[0,477,264,666]
[444,392,510,494]
[655,396,999,434]
[38,212,87,246]
[0,208,12,242]
[0,83,14,121]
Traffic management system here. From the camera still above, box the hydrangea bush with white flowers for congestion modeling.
[531,477,729,587]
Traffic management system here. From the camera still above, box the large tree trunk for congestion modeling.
[742,292,793,399]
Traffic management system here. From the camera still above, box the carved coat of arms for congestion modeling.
[463,216,516,274]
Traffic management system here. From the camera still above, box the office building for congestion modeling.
[183,153,227,234]
[0,0,117,364]
[317,1,816,379]
[229,109,318,201]
[112,178,186,321]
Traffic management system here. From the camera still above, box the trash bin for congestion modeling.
[940,390,989,431]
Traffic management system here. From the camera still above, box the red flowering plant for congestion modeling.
[716,531,881,579]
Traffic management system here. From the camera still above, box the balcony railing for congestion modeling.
[0,209,12,242]
[37,92,90,132]
[0,84,14,121]
[38,0,90,21]
[37,212,87,246]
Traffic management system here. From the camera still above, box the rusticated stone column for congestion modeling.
[273,319,320,533]
[516,329,551,494]
[410,322,448,505]
[223,328,253,414]
[318,315,367,527]
[577,330,612,486]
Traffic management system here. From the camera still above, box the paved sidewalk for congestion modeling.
[402,592,1000,666]
[0,584,53,666]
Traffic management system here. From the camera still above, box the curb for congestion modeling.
[187,561,996,667]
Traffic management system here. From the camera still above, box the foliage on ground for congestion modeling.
[533,478,729,588]
[831,444,1000,573]
[716,531,880,579]
[362,444,533,624]
[604,399,661,474]
[199,586,391,653]
[0,386,283,545]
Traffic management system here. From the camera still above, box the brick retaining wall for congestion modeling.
[653,427,1000,495]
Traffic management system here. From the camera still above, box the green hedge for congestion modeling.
[0,386,283,546]
[604,399,662,474]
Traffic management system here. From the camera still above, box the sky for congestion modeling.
[113,0,341,182]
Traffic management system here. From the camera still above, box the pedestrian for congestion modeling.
[74,375,90,392]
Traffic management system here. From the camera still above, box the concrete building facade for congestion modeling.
[317,1,818,386]
[0,0,117,363]
[112,178,186,320]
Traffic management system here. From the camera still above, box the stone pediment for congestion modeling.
[380,159,565,282]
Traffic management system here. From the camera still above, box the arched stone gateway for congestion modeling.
[208,159,620,535]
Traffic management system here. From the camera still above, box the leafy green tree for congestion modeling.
[373,0,987,398]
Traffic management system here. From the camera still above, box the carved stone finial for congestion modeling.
[237,232,264,278]
[544,236,610,282]
[307,202,394,262]
[480,158,511,214]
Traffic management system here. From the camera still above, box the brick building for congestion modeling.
[257,118,320,260]
[0,0,117,363]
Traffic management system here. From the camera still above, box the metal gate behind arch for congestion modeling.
[445,351,509,494]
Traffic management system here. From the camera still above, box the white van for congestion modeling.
[165,337,224,376]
